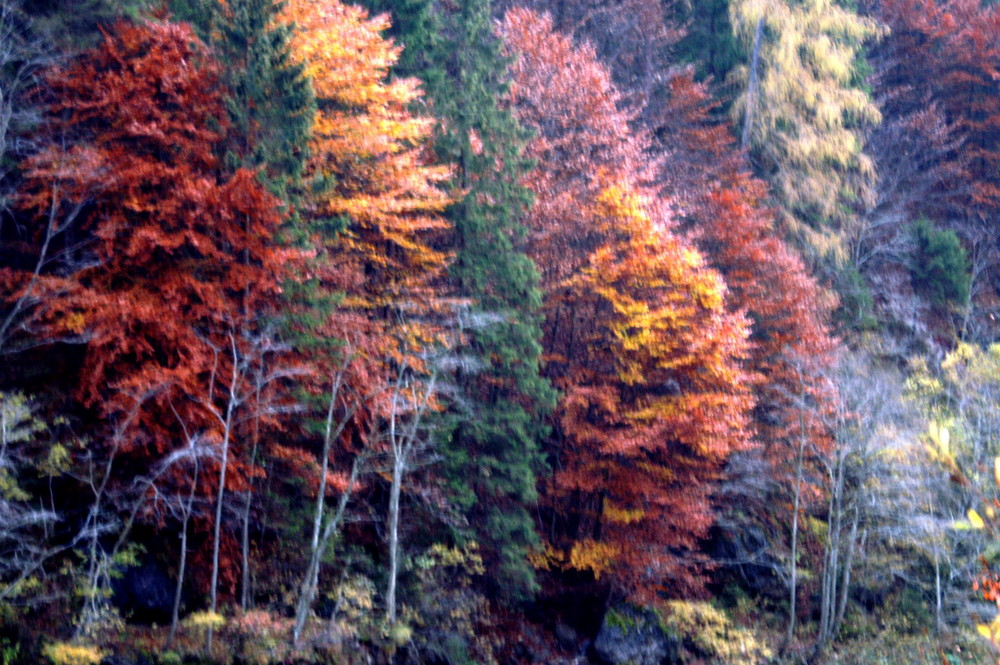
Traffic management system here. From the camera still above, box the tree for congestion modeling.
[868,0,1000,338]
[494,0,683,127]
[357,0,557,602]
[501,8,753,599]
[0,392,63,599]
[911,218,970,308]
[14,18,294,631]
[278,0,453,634]
[170,0,315,203]
[729,0,883,266]
[652,69,841,637]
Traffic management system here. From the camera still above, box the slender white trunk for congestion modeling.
[786,415,807,644]
[292,457,360,645]
[833,506,860,635]
[207,339,240,654]
[387,454,403,626]
[168,461,199,649]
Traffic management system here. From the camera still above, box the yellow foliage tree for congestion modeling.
[730,0,883,263]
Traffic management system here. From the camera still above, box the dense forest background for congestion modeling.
[2,0,1000,663]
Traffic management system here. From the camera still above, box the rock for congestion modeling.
[555,622,580,651]
[591,606,679,665]
[708,524,785,601]
[111,559,174,624]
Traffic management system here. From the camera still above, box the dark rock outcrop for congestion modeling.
[591,606,679,665]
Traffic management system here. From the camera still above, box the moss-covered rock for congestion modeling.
[592,606,679,665]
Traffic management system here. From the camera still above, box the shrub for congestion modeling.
[661,600,772,665]
[41,643,103,665]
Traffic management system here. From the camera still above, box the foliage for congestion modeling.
[9,0,1000,658]
[16,17,290,456]
[730,0,883,264]
[173,0,315,203]
[403,543,498,665]
[661,601,773,665]
[501,8,753,599]
[283,0,450,315]
[659,69,839,510]
[184,611,226,632]
[910,218,970,307]
[40,643,103,665]
[228,610,292,665]
[358,0,556,602]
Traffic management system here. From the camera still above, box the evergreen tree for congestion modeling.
[363,0,440,85]
[22,0,150,50]
[169,0,314,203]
[911,218,971,307]
[363,0,556,602]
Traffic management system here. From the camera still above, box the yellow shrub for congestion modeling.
[662,601,773,665]
[183,610,225,631]
[42,642,104,665]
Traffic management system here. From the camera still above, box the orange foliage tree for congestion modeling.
[284,0,451,315]
[17,17,288,462]
[277,0,452,486]
[500,8,753,599]
[279,0,453,630]
[655,70,840,633]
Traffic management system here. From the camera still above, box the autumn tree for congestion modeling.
[501,8,753,599]
[649,65,842,638]
[14,18,292,624]
[279,0,453,633]
[867,0,1000,338]
[494,0,684,128]
[730,0,882,267]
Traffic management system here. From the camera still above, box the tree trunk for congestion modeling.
[168,461,199,649]
[207,344,239,654]
[786,413,807,645]
[292,457,360,645]
[833,505,860,636]
[386,454,403,626]
[741,17,764,149]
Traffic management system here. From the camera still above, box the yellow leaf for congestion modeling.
[968,508,985,529]
[978,623,992,640]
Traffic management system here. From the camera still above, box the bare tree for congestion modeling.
[292,343,372,645]
[812,354,924,650]
[199,325,303,652]
[384,355,439,626]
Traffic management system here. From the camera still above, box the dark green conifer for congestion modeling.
[169,0,314,203]
[364,0,555,602]
[911,218,971,307]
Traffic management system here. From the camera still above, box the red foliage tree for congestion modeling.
[500,8,753,599]
[15,19,293,594]
[657,72,839,498]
